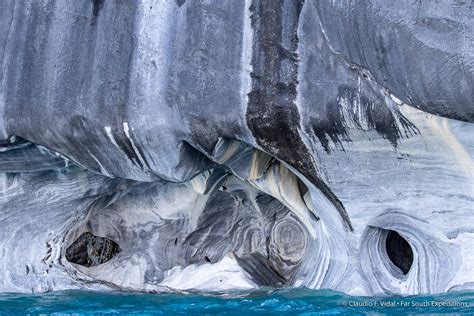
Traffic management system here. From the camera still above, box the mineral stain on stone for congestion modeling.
[311,86,419,152]
[91,0,105,25]
[235,252,287,286]
[246,0,354,232]
[65,232,121,267]
[92,0,104,18]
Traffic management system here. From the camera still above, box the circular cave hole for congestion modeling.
[385,230,413,275]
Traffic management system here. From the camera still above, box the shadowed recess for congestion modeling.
[65,232,121,267]
[385,230,413,275]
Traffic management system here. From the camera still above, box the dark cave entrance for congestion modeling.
[65,232,121,267]
[385,230,413,275]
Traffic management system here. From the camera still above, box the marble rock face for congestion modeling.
[0,0,473,295]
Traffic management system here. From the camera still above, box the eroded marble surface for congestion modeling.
[0,0,472,295]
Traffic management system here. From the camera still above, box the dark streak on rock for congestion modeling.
[235,252,286,286]
[102,126,145,169]
[246,0,353,231]
[312,101,350,153]
[311,86,419,152]
[176,0,186,7]
[92,0,105,24]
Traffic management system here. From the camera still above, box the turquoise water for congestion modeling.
[0,288,472,315]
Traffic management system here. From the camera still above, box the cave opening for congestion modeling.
[385,230,413,275]
[65,232,121,267]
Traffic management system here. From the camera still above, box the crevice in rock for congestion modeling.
[385,230,413,275]
[65,232,121,267]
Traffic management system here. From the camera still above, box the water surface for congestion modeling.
[0,288,472,315]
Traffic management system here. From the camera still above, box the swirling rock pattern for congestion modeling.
[0,0,472,295]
